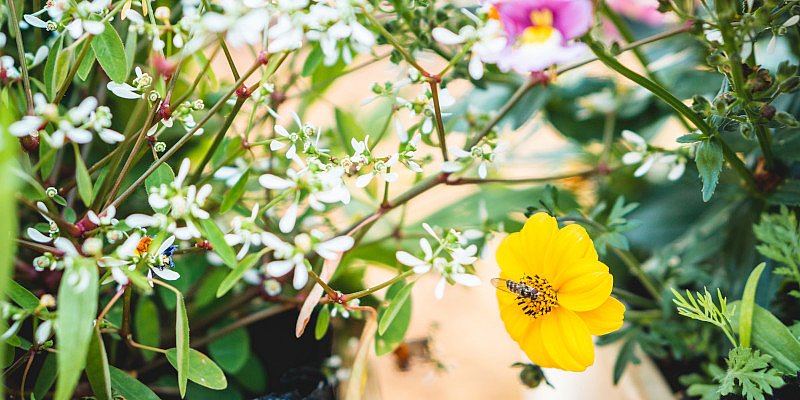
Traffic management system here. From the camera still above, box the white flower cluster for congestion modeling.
[431,9,506,80]
[396,224,481,299]
[442,141,508,179]
[24,0,109,39]
[261,230,354,290]
[126,158,212,240]
[9,94,124,147]
[621,130,687,181]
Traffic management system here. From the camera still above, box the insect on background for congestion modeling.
[491,278,540,299]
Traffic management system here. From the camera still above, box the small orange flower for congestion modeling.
[495,213,625,372]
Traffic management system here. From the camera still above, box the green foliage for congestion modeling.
[753,206,800,296]
[166,348,228,390]
[695,140,724,202]
[716,347,783,400]
[671,287,737,346]
[730,302,800,375]
[91,21,128,82]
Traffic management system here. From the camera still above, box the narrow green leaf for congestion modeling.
[208,325,250,373]
[695,139,724,202]
[133,296,161,361]
[0,92,18,400]
[124,30,138,80]
[38,138,57,180]
[5,280,41,312]
[33,353,58,400]
[302,46,324,77]
[91,21,128,82]
[199,219,238,270]
[43,35,67,100]
[76,41,96,81]
[740,263,767,348]
[74,144,94,207]
[731,301,800,374]
[217,249,268,298]
[175,292,190,397]
[378,282,414,335]
[315,305,330,340]
[166,348,228,390]
[375,282,412,356]
[109,366,160,400]
[219,169,249,213]
[86,329,112,400]
[54,259,99,400]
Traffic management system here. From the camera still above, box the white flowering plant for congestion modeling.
[1,0,800,399]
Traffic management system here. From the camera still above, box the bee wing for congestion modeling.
[490,278,517,296]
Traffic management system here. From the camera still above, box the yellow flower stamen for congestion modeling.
[521,9,555,44]
[136,237,152,256]
[516,274,558,318]
[487,6,500,21]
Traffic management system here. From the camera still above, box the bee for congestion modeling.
[491,278,539,299]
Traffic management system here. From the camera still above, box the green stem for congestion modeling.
[6,0,34,113]
[362,9,428,74]
[428,80,449,160]
[189,97,246,184]
[342,269,416,302]
[586,38,758,192]
[104,59,263,212]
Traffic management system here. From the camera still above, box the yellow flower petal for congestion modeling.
[520,319,558,368]
[557,269,613,312]
[576,297,626,336]
[551,258,608,290]
[496,231,537,278]
[540,308,594,372]
[547,223,598,284]
[519,212,559,279]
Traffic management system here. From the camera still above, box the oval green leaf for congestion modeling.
[166,348,228,391]
[91,21,128,83]
[199,219,238,270]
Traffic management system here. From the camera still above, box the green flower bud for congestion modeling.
[775,111,800,128]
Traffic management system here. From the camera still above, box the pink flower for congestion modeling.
[606,0,665,26]
[485,0,593,73]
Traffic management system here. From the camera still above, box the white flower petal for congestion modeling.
[151,267,180,281]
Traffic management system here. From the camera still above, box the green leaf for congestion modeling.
[375,282,412,356]
[6,280,42,312]
[76,41,96,81]
[74,144,94,207]
[43,35,68,100]
[145,163,175,213]
[91,21,128,82]
[220,169,249,213]
[166,348,228,390]
[133,296,161,361]
[86,329,112,400]
[613,337,641,384]
[334,108,367,149]
[731,301,800,374]
[315,305,330,340]
[0,103,18,399]
[175,291,190,397]
[217,248,267,298]
[33,353,58,400]
[54,259,99,400]
[677,133,704,143]
[695,139,724,202]
[740,263,767,348]
[302,46,324,77]
[124,30,138,80]
[109,366,161,400]
[208,325,250,373]
[199,219,238,270]
[232,355,267,394]
[716,347,784,400]
[378,282,414,335]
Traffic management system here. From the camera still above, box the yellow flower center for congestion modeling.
[136,237,152,256]
[521,9,555,44]
[516,274,558,318]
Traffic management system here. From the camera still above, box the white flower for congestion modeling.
[107,82,141,99]
[432,11,506,80]
[622,130,687,180]
[262,231,353,290]
[355,154,399,188]
[224,204,264,260]
[202,0,269,47]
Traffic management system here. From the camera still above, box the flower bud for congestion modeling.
[45,187,58,198]
[192,99,204,110]
[154,141,167,152]
[775,111,800,127]
[33,255,52,271]
[264,279,282,296]
[82,237,103,256]
[760,104,776,120]
[39,294,56,308]
[155,6,170,21]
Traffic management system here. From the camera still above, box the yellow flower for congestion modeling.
[496,213,625,372]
